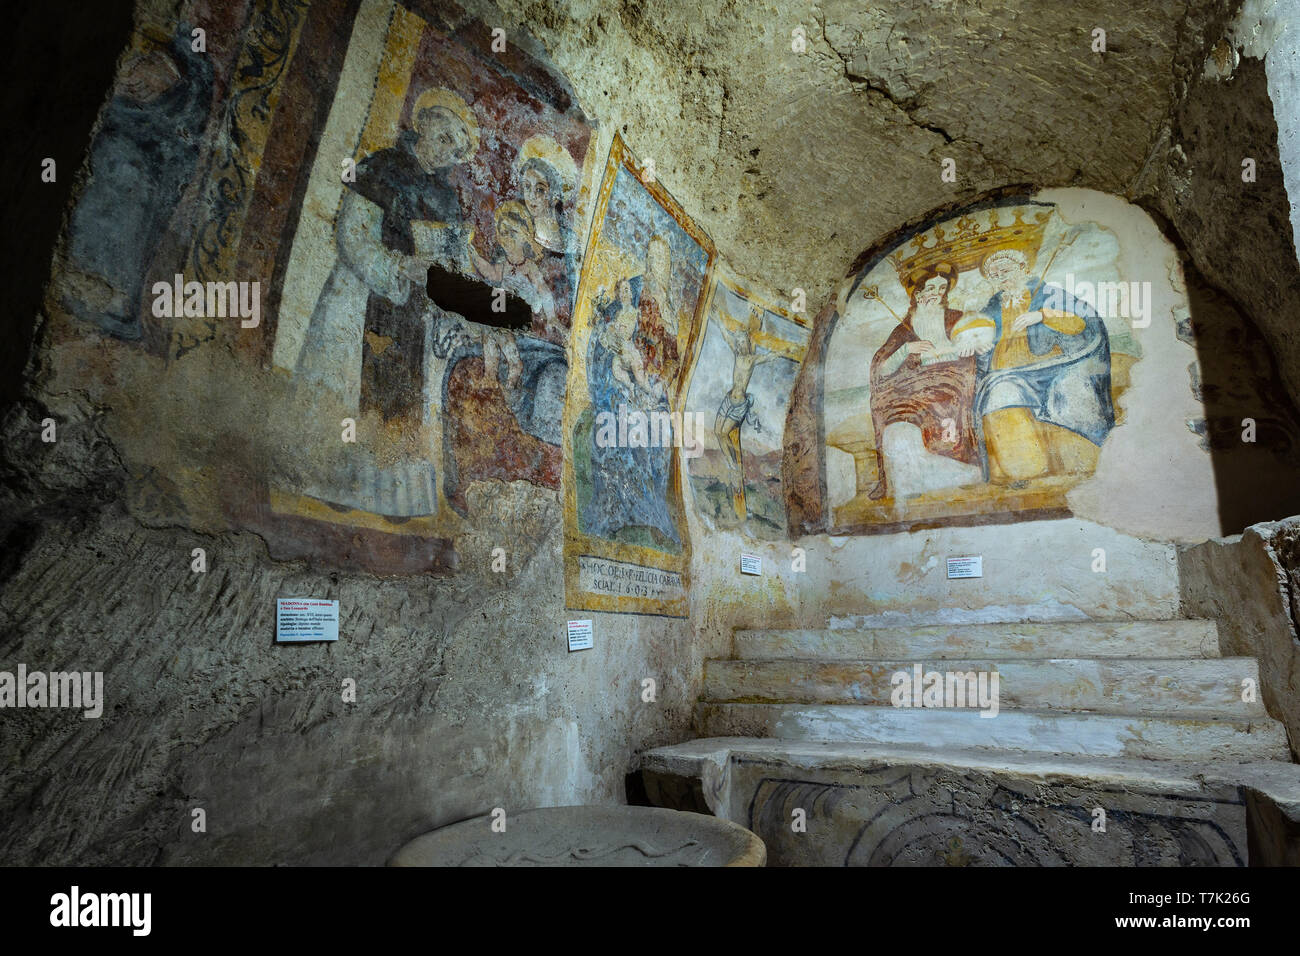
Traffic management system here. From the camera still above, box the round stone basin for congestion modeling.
[388,805,766,867]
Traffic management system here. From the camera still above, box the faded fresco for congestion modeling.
[683,275,809,539]
[246,0,594,560]
[47,0,599,573]
[822,196,1142,532]
[563,135,715,617]
[59,21,215,344]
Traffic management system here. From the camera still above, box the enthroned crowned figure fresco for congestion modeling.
[821,194,1141,532]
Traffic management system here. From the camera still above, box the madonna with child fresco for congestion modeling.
[437,135,584,514]
[580,232,692,547]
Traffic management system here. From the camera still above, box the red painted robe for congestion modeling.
[633,294,680,387]
[867,306,978,498]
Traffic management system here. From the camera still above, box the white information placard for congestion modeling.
[740,553,762,576]
[276,598,340,642]
[567,619,594,652]
[946,556,983,579]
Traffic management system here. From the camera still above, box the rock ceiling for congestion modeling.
[474,0,1226,309]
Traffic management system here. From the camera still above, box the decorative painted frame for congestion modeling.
[681,268,812,540]
[562,134,716,617]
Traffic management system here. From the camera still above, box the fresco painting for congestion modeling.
[563,135,715,617]
[822,197,1142,532]
[683,276,810,539]
[263,0,594,542]
[51,5,1163,587]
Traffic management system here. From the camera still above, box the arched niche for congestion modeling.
[783,186,1300,541]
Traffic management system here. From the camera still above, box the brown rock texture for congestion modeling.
[5,0,1300,866]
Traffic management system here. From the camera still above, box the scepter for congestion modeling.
[1029,224,1085,301]
[860,284,905,323]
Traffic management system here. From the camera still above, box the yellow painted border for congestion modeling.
[562,135,717,617]
[269,486,450,537]
[358,2,424,156]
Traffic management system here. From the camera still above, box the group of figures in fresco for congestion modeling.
[293,80,584,515]
[60,0,1135,611]
[863,214,1116,502]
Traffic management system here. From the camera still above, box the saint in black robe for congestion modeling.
[347,130,464,425]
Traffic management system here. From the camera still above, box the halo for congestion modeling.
[412,88,480,155]
[514,135,578,197]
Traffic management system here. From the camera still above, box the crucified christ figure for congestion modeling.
[714,306,779,522]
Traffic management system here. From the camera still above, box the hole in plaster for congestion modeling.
[426,264,531,331]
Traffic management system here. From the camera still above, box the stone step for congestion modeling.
[694,702,1290,762]
[702,657,1264,718]
[735,619,1221,661]
[639,737,1300,866]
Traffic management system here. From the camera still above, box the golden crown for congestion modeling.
[888,206,1053,295]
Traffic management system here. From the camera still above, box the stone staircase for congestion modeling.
[641,618,1300,866]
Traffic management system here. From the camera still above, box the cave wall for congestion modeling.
[470,0,1300,446]
[1180,518,1300,757]
[687,185,1300,637]
[1139,0,1300,417]
[0,0,719,865]
[0,0,830,866]
[6,0,1300,866]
